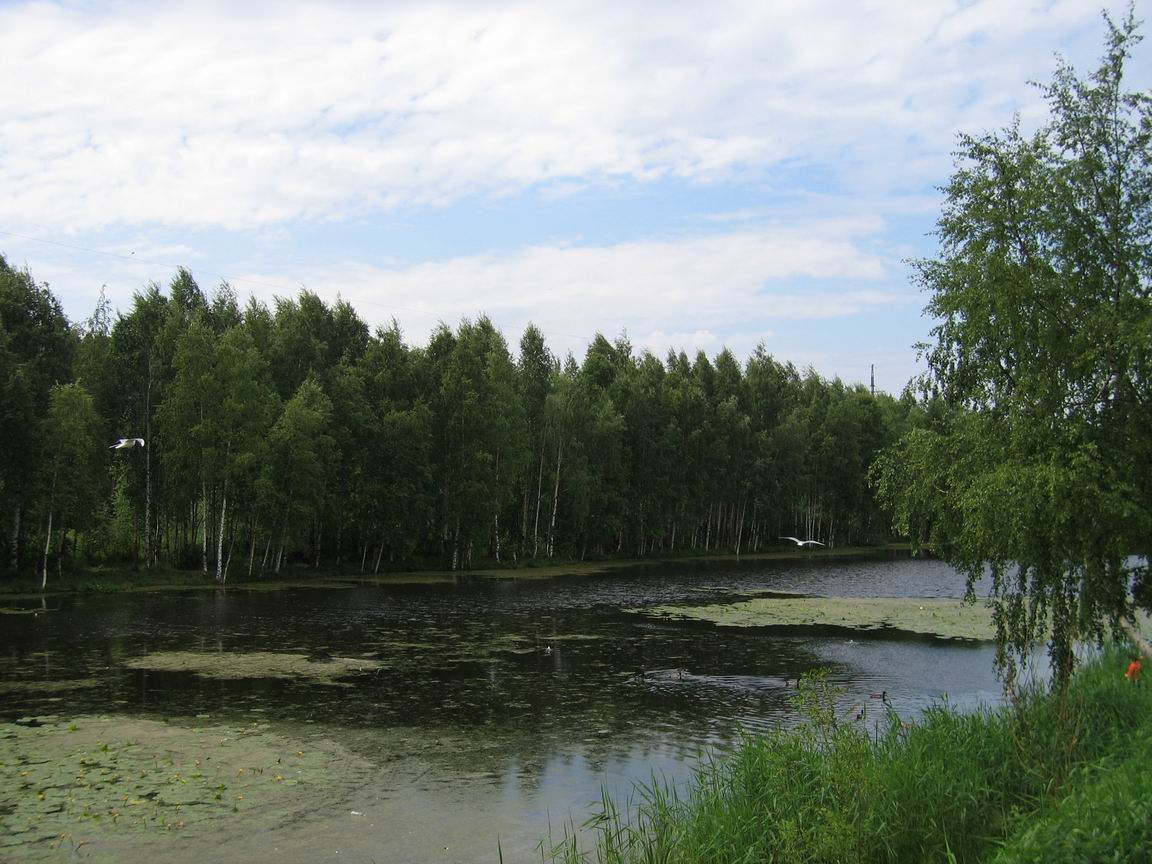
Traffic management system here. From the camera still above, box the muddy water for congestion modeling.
[1,554,1002,863]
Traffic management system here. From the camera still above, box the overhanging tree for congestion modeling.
[874,10,1152,687]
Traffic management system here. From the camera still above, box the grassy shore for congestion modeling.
[547,647,1152,864]
[0,544,905,597]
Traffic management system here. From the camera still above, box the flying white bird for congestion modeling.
[779,536,825,547]
[110,438,146,450]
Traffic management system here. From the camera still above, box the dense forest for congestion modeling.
[1,255,917,584]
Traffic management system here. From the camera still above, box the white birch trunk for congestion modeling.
[547,436,563,559]
[248,516,258,580]
[532,436,546,559]
[735,495,747,555]
[201,482,209,576]
[374,534,385,574]
[215,485,228,584]
[41,508,53,592]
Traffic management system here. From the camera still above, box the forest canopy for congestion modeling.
[0,255,911,584]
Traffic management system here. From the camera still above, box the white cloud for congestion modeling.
[0,0,1116,232]
[0,215,921,389]
[214,221,903,365]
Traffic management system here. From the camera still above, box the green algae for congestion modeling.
[633,596,997,641]
[122,651,387,683]
[0,715,374,862]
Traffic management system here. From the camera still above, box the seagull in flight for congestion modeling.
[779,536,825,547]
[110,438,146,449]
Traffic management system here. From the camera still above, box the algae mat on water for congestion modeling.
[122,650,385,683]
[633,596,997,640]
[0,715,374,863]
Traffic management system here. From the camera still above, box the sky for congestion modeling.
[0,0,1143,394]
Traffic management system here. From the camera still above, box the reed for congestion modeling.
[546,646,1152,863]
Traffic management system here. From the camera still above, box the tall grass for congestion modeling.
[547,647,1152,864]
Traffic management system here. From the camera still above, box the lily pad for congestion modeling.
[0,715,373,857]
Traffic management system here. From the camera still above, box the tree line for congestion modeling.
[1,257,915,585]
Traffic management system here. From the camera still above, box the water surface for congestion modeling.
[1,553,1003,862]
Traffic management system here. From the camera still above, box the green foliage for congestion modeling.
[42,383,105,529]
[263,377,335,536]
[0,256,75,571]
[874,11,1152,684]
[993,729,1152,864]
[3,263,913,578]
[547,647,1152,864]
[37,383,104,585]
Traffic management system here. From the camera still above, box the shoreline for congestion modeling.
[0,544,913,600]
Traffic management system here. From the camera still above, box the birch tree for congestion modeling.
[0,257,73,576]
[874,12,1152,687]
[39,384,103,589]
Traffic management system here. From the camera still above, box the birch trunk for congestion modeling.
[248,515,258,579]
[215,485,228,584]
[547,436,563,559]
[532,436,545,559]
[374,534,385,574]
[224,538,234,582]
[274,503,288,574]
[40,468,58,591]
[201,482,209,576]
[735,495,747,555]
[41,509,53,592]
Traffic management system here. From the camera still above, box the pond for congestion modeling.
[0,553,1004,863]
